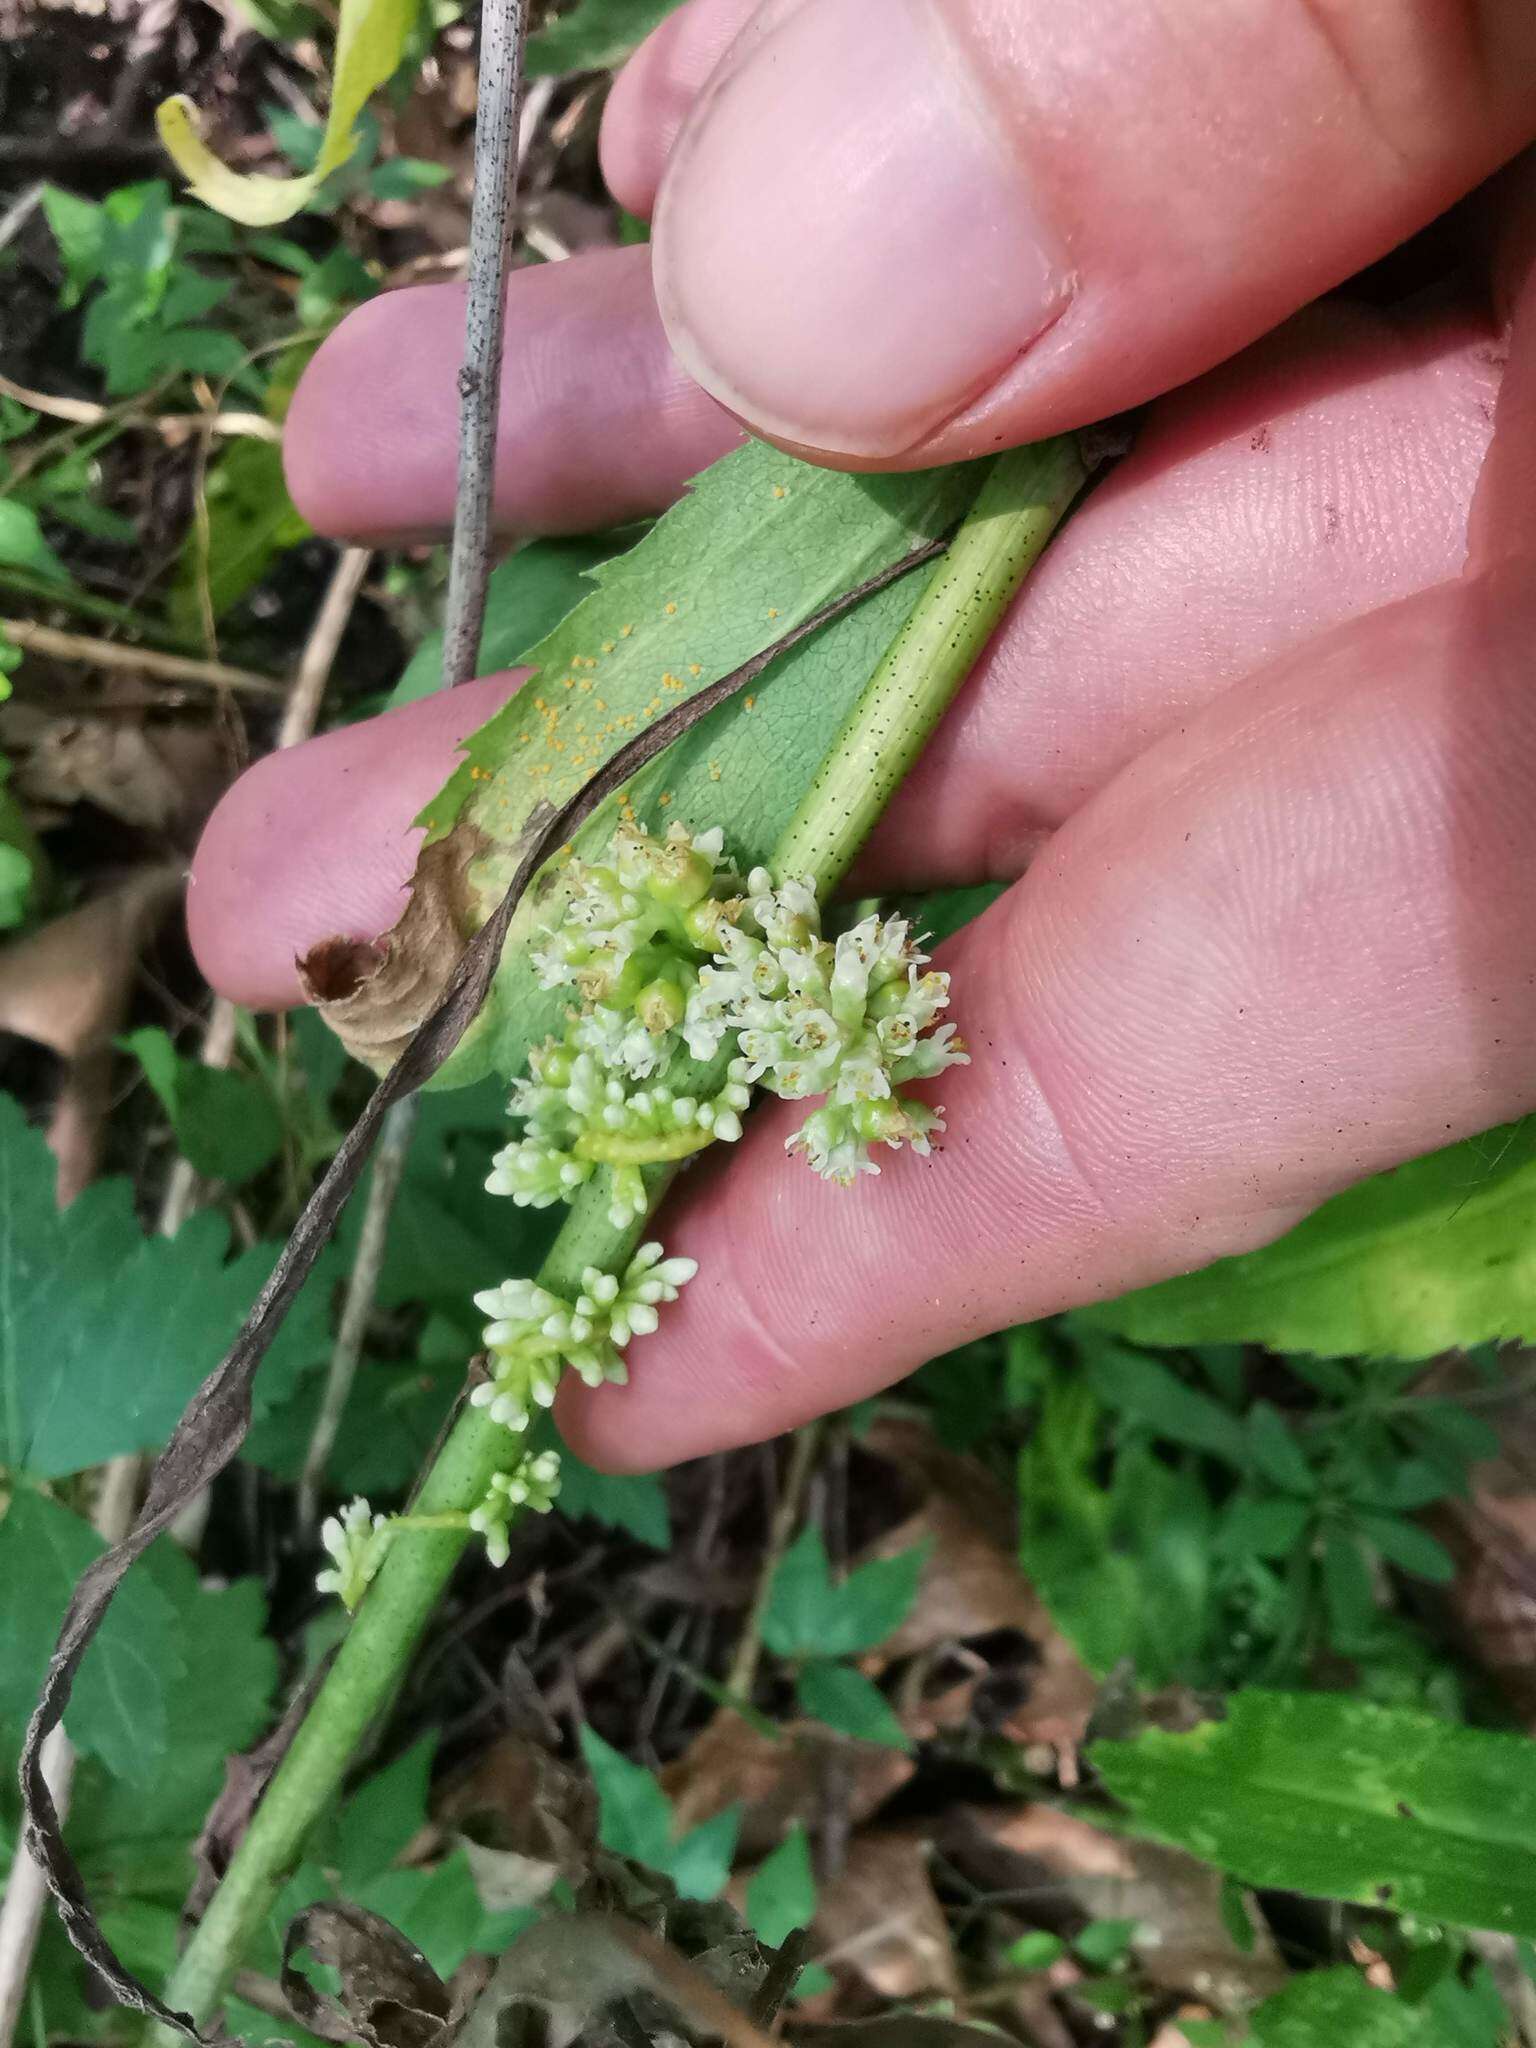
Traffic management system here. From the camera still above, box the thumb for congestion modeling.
[650,0,1536,463]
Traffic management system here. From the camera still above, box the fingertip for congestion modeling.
[187,672,521,1008]
[284,286,457,542]
[600,0,766,217]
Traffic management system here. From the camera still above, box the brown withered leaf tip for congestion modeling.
[283,1903,454,2048]
[18,537,950,2040]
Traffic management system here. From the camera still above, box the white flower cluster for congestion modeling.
[686,868,966,1184]
[491,824,752,1230]
[316,1497,391,1613]
[491,822,966,1207]
[470,1241,698,1430]
[468,1450,562,1566]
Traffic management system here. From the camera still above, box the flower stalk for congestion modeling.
[153,432,1084,2038]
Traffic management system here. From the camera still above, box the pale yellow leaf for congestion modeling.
[156,0,418,226]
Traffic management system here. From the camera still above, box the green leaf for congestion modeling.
[580,1724,674,1872]
[157,0,420,224]
[123,1027,283,1185]
[1078,1337,1248,1465]
[669,1805,741,1901]
[390,534,628,709]
[1219,1494,1313,1561]
[747,1826,817,1945]
[0,1492,183,1780]
[1073,1918,1140,1968]
[40,185,103,302]
[1093,1689,1536,1935]
[0,1091,334,1478]
[169,434,311,635]
[1246,1968,1449,2046]
[67,1553,278,1863]
[795,1662,911,1752]
[1321,1533,1380,1646]
[1355,1512,1456,1585]
[1247,1404,1316,1494]
[330,1735,436,1891]
[827,1545,928,1656]
[1004,1931,1067,1971]
[411,438,976,1089]
[0,501,72,586]
[761,1526,926,1661]
[0,752,41,931]
[526,0,685,76]
[556,1452,671,1549]
[1080,1122,1536,1360]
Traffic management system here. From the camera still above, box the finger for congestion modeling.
[861,297,1500,886]
[600,0,762,217]
[186,672,518,1007]
[559,555,1536,1468]
[193,302,1494,1004]
[283,246,742,543]
[649,0,1536,463]
[1469,151,1536,571]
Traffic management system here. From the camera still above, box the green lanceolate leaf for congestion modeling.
[1092,1689,1536,1936]
[795,1662,911,1753]
[526,0,686,75]
[395,440,978,1088]
[157,0,418,224]
[1078,1120,1536,1359]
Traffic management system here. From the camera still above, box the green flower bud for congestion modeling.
[635,976,687,1035]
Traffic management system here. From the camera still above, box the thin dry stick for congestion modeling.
[294,1093,419,1538]
[726,1422,824,1702]
[0,372,280,443]
[439,0,526,690]
[0,620,285,699]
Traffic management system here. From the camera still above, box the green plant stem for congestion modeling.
[153,436,1084,2037]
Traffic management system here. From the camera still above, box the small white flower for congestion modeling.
[316,1497,390,1611]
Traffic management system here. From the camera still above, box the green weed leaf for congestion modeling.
[1246,1404,1315,1494]
[0,1091,333,1478]
[1078,1337,1247,1464]
[526,0,685,75]
[795,1662,910,1752]
[668,1806,741,1902]
[124,1027,283,1185]
[1245,1968,1459,2045]
[746,1826,816,1945]
[556,1453,671,1549]
[1093,1689,1536,1935]
[761,1526,926,1661]
[0,501,72,586]
[0,1492,182,1780]
[1079,1122,1536,1359]
[580,1725,674,1871]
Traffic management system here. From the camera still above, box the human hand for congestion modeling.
[189,0,1536,1469]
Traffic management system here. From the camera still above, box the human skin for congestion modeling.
[189,0,1536,1471]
